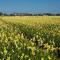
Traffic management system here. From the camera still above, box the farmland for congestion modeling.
[0,16,60,60]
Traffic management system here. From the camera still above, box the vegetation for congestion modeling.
[0,16,60,60]
[0,12,60,16]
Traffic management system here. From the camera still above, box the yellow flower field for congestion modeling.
[0,16,60,60]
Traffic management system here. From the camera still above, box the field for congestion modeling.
[0,16,60,60]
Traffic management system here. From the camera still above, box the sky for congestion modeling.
[0,0,60,13]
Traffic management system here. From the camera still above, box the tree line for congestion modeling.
[0,12,60,16]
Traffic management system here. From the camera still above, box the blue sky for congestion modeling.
[0,0,60,13]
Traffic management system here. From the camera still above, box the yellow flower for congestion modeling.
[4,47,7,55]
[21,33,24,39]
[48,56,51,60]
[31,47,36,55]
[21,53,25,59]
[30,41,34,46]
[25,55,29,58]
[7,57,10,60]
[28,58,31,60]
[41,57,44,60]
[27,46,36,55]
[47,45,51,49]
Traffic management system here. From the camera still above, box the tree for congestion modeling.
[0,12,3,16]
